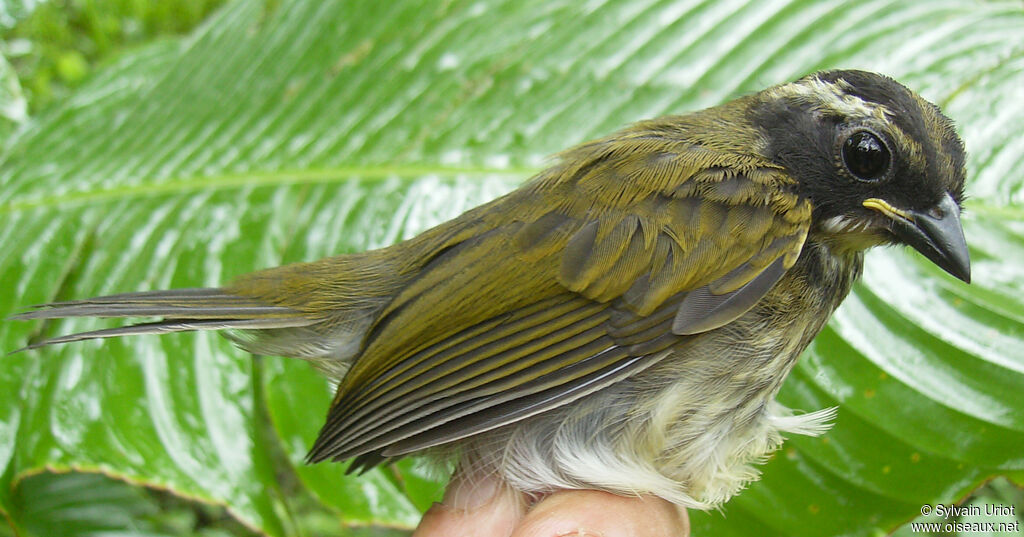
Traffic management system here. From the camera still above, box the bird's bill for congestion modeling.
[863,193,971,283]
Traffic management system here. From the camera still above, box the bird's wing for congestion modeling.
[308,135,811,467]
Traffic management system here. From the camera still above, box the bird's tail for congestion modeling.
[10,287,318,353]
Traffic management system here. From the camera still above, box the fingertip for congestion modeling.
[510,490,689,537]
[412,502,454,537]
[442,470,502,511]
[412,476,527,537]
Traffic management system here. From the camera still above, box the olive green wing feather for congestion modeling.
[308,135,810,466]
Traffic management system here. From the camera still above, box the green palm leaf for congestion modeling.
[1,1,1021,535]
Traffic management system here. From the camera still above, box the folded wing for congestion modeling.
[310,135,811,468]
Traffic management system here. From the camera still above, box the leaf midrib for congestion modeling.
[0,164,535,214]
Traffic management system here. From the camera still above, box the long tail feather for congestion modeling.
[10,287,318,352]
[13,288,297,319]
[14,318,316,352]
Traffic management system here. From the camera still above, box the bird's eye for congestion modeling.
[842,130,891,181]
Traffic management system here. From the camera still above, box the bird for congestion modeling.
[12,70,969,509]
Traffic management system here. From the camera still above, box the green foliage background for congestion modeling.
[1,1,1022,535]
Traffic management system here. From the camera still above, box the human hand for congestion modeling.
[412,472,689,537]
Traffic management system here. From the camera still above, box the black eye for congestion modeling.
[842,130,891,181]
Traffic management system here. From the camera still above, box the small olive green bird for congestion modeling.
[15,70,969,508]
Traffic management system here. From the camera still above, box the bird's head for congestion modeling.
[753,69,970,283]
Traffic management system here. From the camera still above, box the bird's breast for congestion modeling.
[562,239,861,504]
